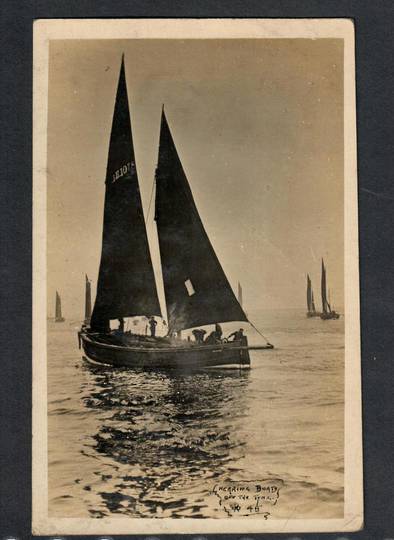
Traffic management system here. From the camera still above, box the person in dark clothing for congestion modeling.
[215,323,223,341]
[228,328,244,341]
[205,331,218,344]
[192,328,206,343]
[118,318,125,332]
[149,316,158,337]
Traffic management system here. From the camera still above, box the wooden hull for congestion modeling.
[79,331,272,370]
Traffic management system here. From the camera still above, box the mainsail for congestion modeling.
[90,58,161,332]
[321,259,331,314]
[85,274,92,323]
[155,110,248,332]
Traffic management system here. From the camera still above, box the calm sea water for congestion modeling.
[47,309,344,519]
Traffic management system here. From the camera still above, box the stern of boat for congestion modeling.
[239,335,251,366]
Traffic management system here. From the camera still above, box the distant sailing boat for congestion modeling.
[237,282,248,317]
[237,282,243,307]
[55,291,65,322]
[306,274,319,317]
[320,259,340,320]
[78,57,273,369]
[84,274,92,324]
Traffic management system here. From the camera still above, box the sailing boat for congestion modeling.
[320,259,340,320]
[237,281,248,317]
[84,274,92,324]
[78,57,273,369]
[55,291,65,322]
[306,274,319,317]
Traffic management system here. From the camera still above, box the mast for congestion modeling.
[84,274,92,323]
[311,289,316,312]
[90,57,161,332]
[155,109,248,332]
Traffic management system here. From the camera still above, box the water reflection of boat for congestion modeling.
[79,57,273,369]
[81,364,250,517]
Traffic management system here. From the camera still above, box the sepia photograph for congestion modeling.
[32,19,362,535]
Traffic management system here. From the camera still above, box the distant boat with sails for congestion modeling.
[84,274,92,325]
[55,291,65,322]
[320,259,340,320]
[78,57,273,369]
[306,274,320,318]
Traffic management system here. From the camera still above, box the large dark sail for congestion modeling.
[90,58,161,332]
[321,259,331,314]
[155,110,248,332]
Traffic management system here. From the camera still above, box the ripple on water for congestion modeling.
[47,311,345,519]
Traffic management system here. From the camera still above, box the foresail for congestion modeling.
[90,58,161,332]
[155,110,248,332]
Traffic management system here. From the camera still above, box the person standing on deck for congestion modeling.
[215,323,223,341]
[149,316,158,337]
[118,318,125,332]
[192,328,206,343]
[228,328,244,341]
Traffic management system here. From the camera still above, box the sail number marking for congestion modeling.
[185,279,195,296]
[112,161,134,183]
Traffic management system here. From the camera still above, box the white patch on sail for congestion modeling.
[185,279,195,296]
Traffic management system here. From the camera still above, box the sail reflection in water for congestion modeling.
[81,364,250,518]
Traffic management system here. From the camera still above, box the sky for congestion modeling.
[46,38,344,320]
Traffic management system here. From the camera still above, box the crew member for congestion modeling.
[228,328,244,341]
[192,328,206,343]
[205,330,219,344]
[118,318,125,332]
[215,323,223,341]
[149,316,158,337]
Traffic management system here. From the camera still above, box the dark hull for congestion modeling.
[320,311,340,320]
[79,331,273,370]
[306,311,320,318]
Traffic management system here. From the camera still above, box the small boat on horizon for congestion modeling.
[320,259,340,320]
[78,57,273,370]
[84,274,92,325]
[55,291,65,323]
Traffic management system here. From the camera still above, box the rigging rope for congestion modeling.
[146,179,156,224]
[248,319,272,345]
